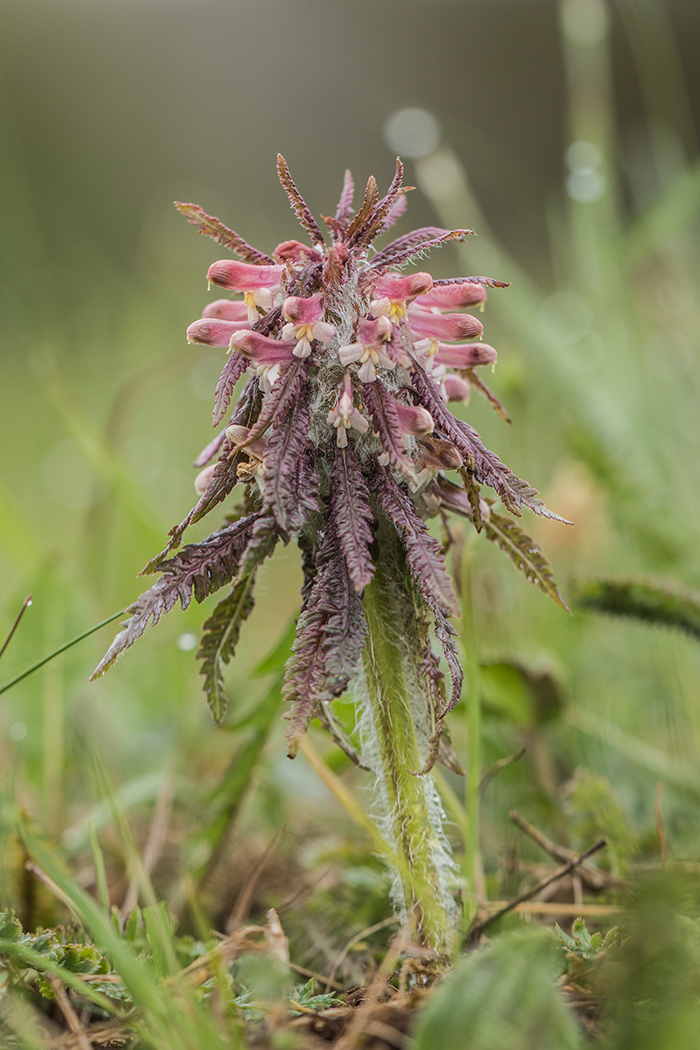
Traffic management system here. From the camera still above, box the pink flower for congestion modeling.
[201,299,250,321]
[229,329,297,391]
[442,374,472,404]
[414,282,488,310]
[281,294,336,358]
[207,260,286,323]
[338,316,395,382]
[407,305,484,342]
[186,317,249,347]
[370,272,434,322]
[430,341,497,370]
[273,239,322,264]
[327,374,370,447]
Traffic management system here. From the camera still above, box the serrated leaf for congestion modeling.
[175,202,274,264]
[373,465,459,617]
[263,385,317,532]
[334,168,355,227]
[212,351,249,426]
[411,363,565,520]
[331,441,375,592]
[574,576,700,641]
[276,155,324,245]
[197,574,258,722]
[370,227,473,270]
[345,174,378,246]
[90,514,262,679]
[283,511,366,756]
[485,510,570,611]
[363,380,416,478]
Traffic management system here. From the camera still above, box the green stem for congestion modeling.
[361,518,454,953]
[461,541,484,927]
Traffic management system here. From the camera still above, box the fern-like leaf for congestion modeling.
[90,514,263,679]
[331,442,375,592]
[485,509,570,612]
[175,202,274,264]
[212,351,249,427]
[276,155,324,245]
[370,227,473,270]
[363,380,416,478]
[373,466,459,617]
[334,168,355,228]
[197,518,279,720]
[411,364,564,520]
[283,512,366,756]
[263,387,317,532]
[345,175,378,246]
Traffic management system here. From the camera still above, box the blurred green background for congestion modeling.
[1,0,700,954]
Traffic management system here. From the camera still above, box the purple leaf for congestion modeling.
[244,357,307,445]
[352,158,405,248]
[90,513,264,679]
[370,227,472,270]
[283,511,366,756]
[410,364,563,520]
[175,202,274,264]
[331,441,375,593]
[334,168,355,228]
[363,380,416,479]
[373,465,460,617]
[263,387,319,532]
[433,607,464,714]
[277,155,324,246]
[345,175,378,246]
[212,351,249,427]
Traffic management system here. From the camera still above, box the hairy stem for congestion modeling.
[361,516,455,953]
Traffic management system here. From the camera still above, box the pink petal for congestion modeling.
[282,294,324,325]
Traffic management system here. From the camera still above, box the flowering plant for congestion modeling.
[92,157,566,949]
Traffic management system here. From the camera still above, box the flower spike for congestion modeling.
[96,156,566,777]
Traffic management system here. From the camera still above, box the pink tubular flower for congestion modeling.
[273,239,322,264]
[407,306,484,342]
[281,294,336,358]
[207,260,285,323]
[338,315,394,382]
[430,341,498,370]
[229,329,297,391]
[186,317,249,347]
[370,272,434,322]
[442,373,472,404]
[327,374,370,447]
[201,299,250,321]
[415,281,488,310]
